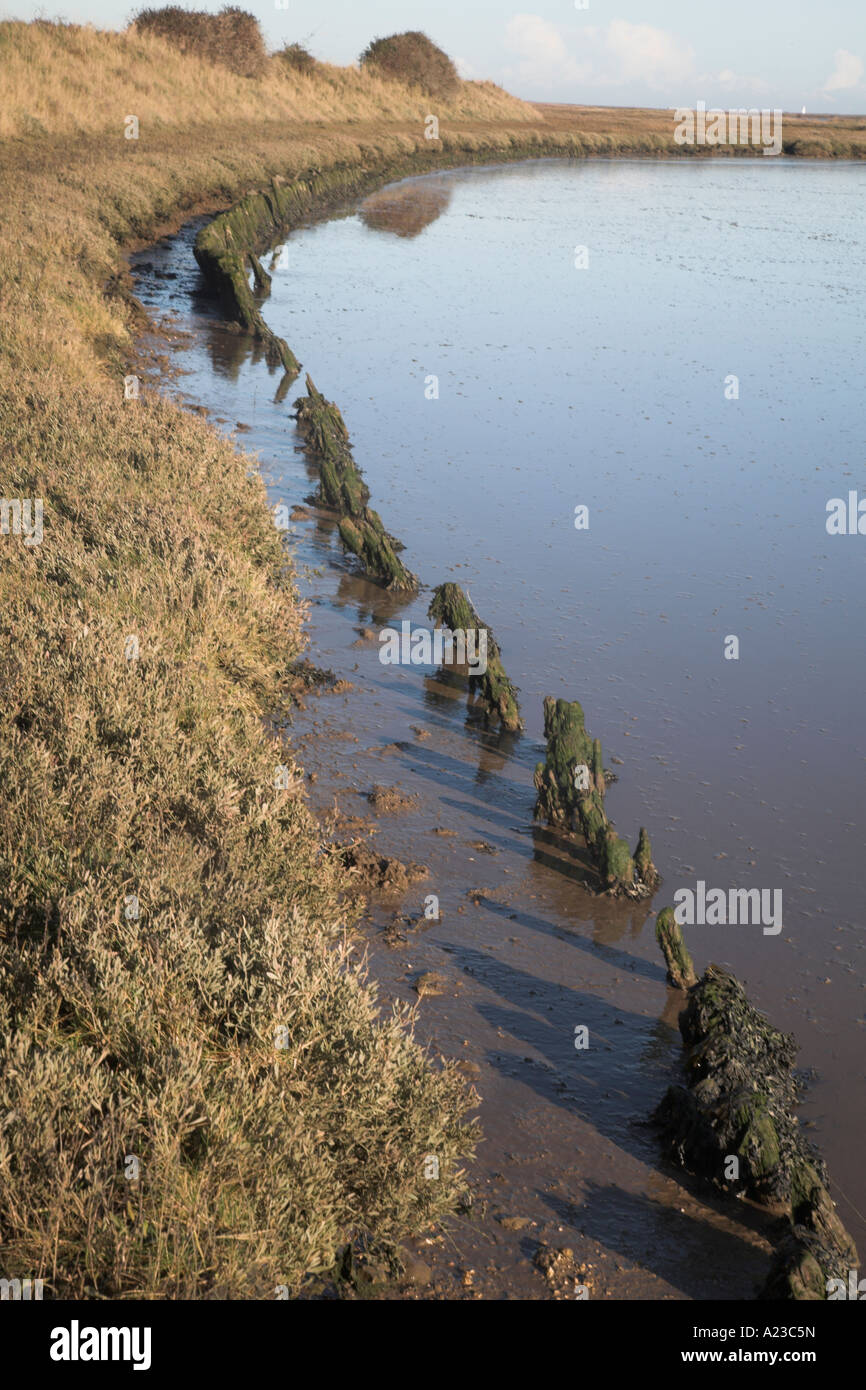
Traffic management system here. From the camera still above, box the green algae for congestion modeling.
[634,826,659,888]
[293,375,416,590]
[293,376,371,514]
[533,696,657,895]
[427,582,523,731]
[248,250,272,293]
[652,952,859,1298]
[194,191,300,376]
[337,515,416,591]
[655,906,697,989]
[603,832,635,887]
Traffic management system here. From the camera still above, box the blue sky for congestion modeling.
[8,0,866,110]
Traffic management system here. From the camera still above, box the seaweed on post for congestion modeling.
[248,250,272,293]
[193,216,299,377]
[427,582,523,731]
[337,514,416,591]
[655,906,697,989]
[533,696,658,896]
[292,376,417,591]
[293,375,371,514]
[651,936,859,1299]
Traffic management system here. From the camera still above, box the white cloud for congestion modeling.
[700,67,772,100]
[503,13,696,95]
[504,14,590,88]
[602,19,695,89]
[823,49,864,93]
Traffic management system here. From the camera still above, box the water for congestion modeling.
[132,156,866,1297]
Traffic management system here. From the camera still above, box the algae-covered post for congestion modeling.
[337,513,417,591]
[655,906,697,989]
[427,582,523,731]
[193,199,300,377]
[293,375,417,591]
[293,375,371,514]
[652,939,859,1299]
[533,696,658,896]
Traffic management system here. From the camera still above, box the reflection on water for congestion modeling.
[359,180,452,238]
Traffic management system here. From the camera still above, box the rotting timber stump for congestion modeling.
[292,375,416,591]
[427,582,523,731]
[293,375,370,514]
[651,926,859,1299]
[194,213,299,378]
[533,696,658,896]
[655,906,697,989]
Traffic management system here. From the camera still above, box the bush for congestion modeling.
[275,42,318,75]
[359,31,459,99]
[133,6,267,78]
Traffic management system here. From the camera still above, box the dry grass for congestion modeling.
[0,380,477,1297]
[0,20,533,139]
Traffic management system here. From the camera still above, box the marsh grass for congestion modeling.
[0,371,481,1297]
[537,102,866,159]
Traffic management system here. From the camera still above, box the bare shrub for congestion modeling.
[133,5,267,78]
[276,41,318,76]
[359,31,459,99]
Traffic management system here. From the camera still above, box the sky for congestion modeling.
[6,0,866,111]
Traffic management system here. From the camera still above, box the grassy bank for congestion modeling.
[0,20,545,1298]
